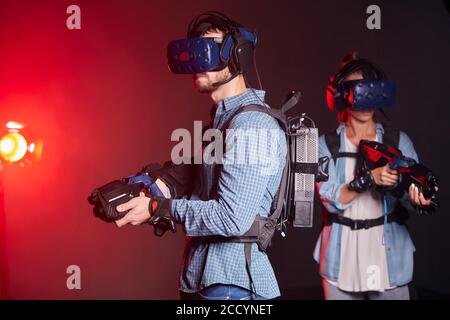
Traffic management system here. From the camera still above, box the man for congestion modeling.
[113,12,286,300]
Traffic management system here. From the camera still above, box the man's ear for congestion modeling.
[222,66,232,77]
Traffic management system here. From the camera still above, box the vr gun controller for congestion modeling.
[88,179,141,222]
[88,171,176,235]
[359,140,439,214]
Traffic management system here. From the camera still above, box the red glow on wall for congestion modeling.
[0,1,188,300]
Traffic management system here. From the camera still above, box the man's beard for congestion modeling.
[193,70,230,93]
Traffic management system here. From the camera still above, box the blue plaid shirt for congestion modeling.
[170,89,286,299]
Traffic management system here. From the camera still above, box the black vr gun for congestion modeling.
[88,175,177,236]
[88,179,143,223]
[88,161,196,235]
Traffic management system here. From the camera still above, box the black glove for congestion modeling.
[348,165,374,193]
[141,161,196,199]
[148,197,177,236]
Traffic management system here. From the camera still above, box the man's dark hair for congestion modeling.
[187,11,243,38]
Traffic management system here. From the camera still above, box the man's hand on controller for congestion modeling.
[115,192,151,227]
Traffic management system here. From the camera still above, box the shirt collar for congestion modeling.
[336,122,385,135]
[218,88,266,112]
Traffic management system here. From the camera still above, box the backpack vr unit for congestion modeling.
[282,98,330,228]
[326,58,396,112]
[167,11,257,82]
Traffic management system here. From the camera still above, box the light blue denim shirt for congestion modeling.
[313,122,418,287]
[170,89,286,299]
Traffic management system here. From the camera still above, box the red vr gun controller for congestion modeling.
[359,140,439,214]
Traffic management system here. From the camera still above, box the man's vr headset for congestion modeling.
[167,11,257,79]
[326,58,396,112]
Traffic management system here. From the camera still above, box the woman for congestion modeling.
[313,52,435,300]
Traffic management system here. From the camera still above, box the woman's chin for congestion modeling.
[350,110,375,122]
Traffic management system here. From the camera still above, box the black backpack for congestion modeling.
[324,125,400,163]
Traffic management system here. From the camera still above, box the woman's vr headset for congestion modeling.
[326,58,396,112]
[167,11,257,76]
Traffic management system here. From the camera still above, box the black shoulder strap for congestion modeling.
[382,125,400,148]
[220,103,290,292]
[222,104,288,223]
[205,103,290,293]
[325,125,400,163]
[324,131,342,163]
[324,130,359,163]
[222,104,287,132]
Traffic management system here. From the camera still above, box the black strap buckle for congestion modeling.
[351,219,370,230]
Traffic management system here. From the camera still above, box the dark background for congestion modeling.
[0,0,448,299]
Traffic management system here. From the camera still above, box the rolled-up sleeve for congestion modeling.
[398,131,419,162]
[316,135,355,213]
[171,111,286,237]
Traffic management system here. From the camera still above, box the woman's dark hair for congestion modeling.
[337,51,359,122]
